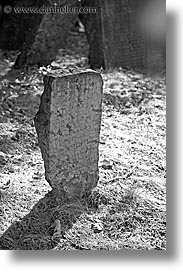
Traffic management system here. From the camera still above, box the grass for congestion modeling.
[0,33,166,250]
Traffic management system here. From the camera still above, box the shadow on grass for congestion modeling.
[0,189,88,250]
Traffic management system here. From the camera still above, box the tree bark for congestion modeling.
[14,0,80,68]
[80,0,104,69]
[82,0,148,71]
[0,0,45,51]
[101,0,147,71]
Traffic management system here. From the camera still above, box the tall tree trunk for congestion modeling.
[81,0,148,71]
[80,0,104,69]
[14,0,80,68]
[0,0,45,51]
[101,0,148,71]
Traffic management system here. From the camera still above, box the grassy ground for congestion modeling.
[0,32,166,250]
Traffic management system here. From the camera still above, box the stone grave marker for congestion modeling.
[34,68,103,201]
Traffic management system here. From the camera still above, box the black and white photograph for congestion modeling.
[0,0,167,251]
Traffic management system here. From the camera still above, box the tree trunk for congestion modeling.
[0,0,45,51]
[34,68,103,201]
[82,0,148,71]
[80,0,104,69]
[14,0,80,68]
[101,0,147,71]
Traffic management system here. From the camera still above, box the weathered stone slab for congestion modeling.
[34,68,103,200]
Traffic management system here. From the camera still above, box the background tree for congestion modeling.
[80,0,148,71]
[13,0,80,69]
[0,0,45,51]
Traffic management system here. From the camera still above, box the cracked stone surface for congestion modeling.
[34,69,103,200]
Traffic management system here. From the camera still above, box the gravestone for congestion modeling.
[34,68,103,201]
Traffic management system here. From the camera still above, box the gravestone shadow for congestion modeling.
[0,189,88,250]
